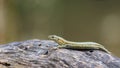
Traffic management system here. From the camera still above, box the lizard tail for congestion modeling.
[99,46,111,54]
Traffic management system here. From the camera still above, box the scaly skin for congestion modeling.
[48,35,111,53]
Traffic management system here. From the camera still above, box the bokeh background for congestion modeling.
[0,0,120,56]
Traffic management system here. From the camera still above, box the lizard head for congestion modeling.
[48,35,67,45]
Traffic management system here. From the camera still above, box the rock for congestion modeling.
[0,39,120,68]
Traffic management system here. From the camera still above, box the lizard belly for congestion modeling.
[64,44,100,49]
[63,44,110,53]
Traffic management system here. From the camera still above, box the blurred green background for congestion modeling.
[0,0,120,56]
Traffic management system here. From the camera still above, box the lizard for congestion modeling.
[48,35,111,53]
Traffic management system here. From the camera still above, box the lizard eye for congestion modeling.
[51,36,54,39]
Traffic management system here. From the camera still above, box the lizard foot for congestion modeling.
[51,47,59,50]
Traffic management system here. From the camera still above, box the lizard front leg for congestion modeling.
[51,44,70,50]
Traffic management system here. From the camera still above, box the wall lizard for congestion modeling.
[48,35,111,53]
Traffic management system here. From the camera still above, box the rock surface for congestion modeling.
[0,39,120,68]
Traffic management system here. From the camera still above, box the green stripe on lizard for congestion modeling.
[48,35,111,53]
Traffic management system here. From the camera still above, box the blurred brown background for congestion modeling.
[0,0,120,56]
